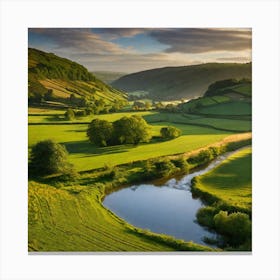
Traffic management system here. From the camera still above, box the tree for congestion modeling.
[214,211,251,245]
[65,108,75,120]
[87,119,113,147]
[113,115,151,145]
[145,101,152,110]
[160,126,182,139]
[29,140,73,176]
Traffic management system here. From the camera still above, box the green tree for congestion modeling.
[29,140,73,176]
[113,115,151,145]
[87,119,113,147]
[160,126,182,139]
[214,211,251,246]
[145,101,152,110]
[65,108,75,120]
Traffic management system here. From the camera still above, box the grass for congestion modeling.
[193,147,252,212]
[28,111,155,124]
[28,180,213,252]
[198,101,251,116]
[29,123,234,171]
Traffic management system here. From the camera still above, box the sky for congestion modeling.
[28,28,252,73]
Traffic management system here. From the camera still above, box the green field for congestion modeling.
[28,178,214,252]
[193,147,252,212]
[198,101,251,116]
[28,108,252,251]
[29,122,233,171]
[28,111,155,123]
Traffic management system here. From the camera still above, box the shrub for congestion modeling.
[64,108,75,120]
[171,157,189,173]
[196,206,218,228]
[29,140,74,176]
[187,149,212,165]
[214,211,251,246]
[75,110,86,117]
[144,158,178,179]
[160,126,182,139]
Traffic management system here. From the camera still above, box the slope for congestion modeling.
[28,48,127,108]
[112,63,252,101]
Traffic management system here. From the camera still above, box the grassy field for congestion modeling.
[143,112,251,132]
[193,147,252,212]
[28,106,252,251]
[28,111,155,123]
[28,180,213,252]
[29,122,234,171]
[198,101,251,116]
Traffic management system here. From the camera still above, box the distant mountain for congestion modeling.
[28,48,127,108]
[93,71,127,84]
[112,63,252,101]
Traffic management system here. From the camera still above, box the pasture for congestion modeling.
[28,180,213,251]
[193,147,252,212]
[28,122,232,171]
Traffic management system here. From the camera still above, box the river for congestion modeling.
[103,151,238,246]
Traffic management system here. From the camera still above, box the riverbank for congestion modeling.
[192,147,252,250]
[28,135,251,252]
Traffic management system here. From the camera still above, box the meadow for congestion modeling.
[193,147,252,212]
[28,108,252,251]
[28,110,238,171]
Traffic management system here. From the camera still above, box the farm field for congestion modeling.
[193,147,252,212]
[28,180,215,252]
[197,101,251,116]
[28,111,155,123]
[28,121,234,171]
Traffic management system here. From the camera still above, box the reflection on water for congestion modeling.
[103,152,235,245]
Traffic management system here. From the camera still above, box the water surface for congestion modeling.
[103,153,233,245]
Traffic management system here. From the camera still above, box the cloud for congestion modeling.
[149,28,252,53]
[29,28,252,72]
[29,28,128,55]
[93,28,147,39]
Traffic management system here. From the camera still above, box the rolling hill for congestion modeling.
[112,63,252,101]
[179,79,252,118]
[28,48,127,108]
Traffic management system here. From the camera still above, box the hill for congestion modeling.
[112,63,252,101]
[179,79,252,117]
[28,48,127,109]
[93,71,127,84]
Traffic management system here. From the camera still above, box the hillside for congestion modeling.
[93,71,127,84]
[112,63,252,101]
[28,48,127,109]
[179,79,252,118]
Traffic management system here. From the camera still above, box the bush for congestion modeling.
[65,108,75,120]
[171,157,189,173]
[160,126,182,139]
[196,206,218,228]
[214,211,251,246]
[143,158,178,179]
[187,149,212,165]
[75,109,86,117]
[29,140,74,176]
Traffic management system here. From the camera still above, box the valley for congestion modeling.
[28,47,252,252]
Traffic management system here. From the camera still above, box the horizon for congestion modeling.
[28,28,252,73]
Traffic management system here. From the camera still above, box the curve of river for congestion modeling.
[103,150,241,246]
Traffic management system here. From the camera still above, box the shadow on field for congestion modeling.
[62,140,129,156]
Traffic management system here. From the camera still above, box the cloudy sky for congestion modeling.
[28,28,252,73]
